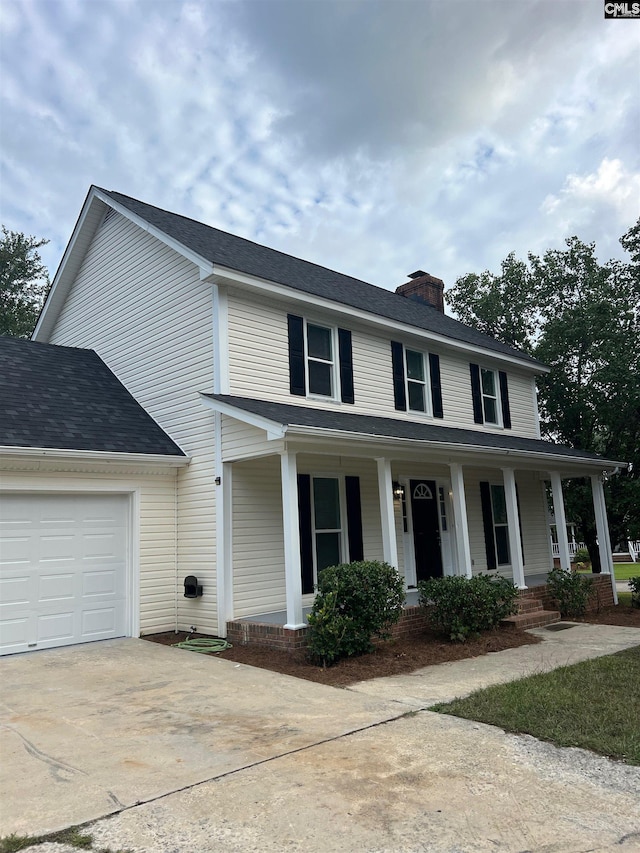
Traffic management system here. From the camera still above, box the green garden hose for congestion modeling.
[172,637,232,653]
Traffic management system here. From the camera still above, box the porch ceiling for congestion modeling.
[201,394,626,475]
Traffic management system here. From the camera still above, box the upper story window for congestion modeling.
[306,323,335,397]
[288,314,354,404]
[481,367,499,424]
[391,341,443,418]
[470,363,511,429]
[405,349,428,412]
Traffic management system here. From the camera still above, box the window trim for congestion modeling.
[404,347,432,416]
[481,367,501,426]
[471,362,510,429]
[392,341,443,418]
[310,473,348,583]
[304,320,339,401]
[489,482,511,567]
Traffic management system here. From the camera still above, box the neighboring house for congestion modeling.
[0,186,624,654]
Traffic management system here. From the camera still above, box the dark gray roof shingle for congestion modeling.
[207,394,613,464]
[0,337,185,456]
[98,187,544,368]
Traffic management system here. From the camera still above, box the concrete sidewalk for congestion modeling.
[347,621,640,707]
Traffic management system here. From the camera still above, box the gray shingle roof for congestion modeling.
[98,187,544,369]
[0,337,185,456]
[207,394,614,464]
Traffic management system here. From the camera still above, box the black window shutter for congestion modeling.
[297,474,315,594]
[288,314,306,396]
[499,370,511,429]
[338,328,355,404]
[391,341,407,411]
[480,481,497,570]
[470,363,484,424]
[428,352,444,418]
[345,476,364,561]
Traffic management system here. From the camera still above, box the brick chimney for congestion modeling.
[395,270,445,313]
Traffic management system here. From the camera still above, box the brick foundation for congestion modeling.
[519,573,615,613]
[226,620,308,651]
[226,574,616,652]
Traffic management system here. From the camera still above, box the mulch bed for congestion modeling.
[144,603,640,688]
[145,627,541,687]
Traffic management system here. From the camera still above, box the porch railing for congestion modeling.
[551,539,640,562]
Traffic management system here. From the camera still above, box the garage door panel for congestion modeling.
[82,568,120,597]
[82,606,120,637]
[0,535,33,564]
[0,615,31,650]
[38,572,75,601]
[0,575,31,607]
[0,494,129,655]
[37,611,75,644]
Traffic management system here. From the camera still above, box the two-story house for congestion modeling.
[0,186,622,655]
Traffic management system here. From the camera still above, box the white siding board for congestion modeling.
[226,289,540,437]
[461,467,551,580]
[47,211,219,634]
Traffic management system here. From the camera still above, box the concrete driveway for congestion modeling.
[1,626,640,852]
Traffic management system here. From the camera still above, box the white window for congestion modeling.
[481,368,499,425]
[306,323,336,398]
[311,476,345,576]
[490,483,511,566]
[405,349,429,414]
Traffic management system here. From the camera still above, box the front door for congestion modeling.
[410,480,443,583]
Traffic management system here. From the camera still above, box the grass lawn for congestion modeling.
[430,645,640,765]
[576,563,639,581]
[612,563,640,581]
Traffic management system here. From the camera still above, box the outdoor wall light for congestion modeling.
[392,481,405,500]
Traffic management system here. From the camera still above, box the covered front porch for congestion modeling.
[202,394,623,643]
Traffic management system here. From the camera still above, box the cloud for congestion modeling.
[1,0,638,298]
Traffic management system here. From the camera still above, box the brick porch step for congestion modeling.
[502,609,561,630]
[516,598,545,614]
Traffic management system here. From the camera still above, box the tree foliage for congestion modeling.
[445,221,640,557]
[0,226,50,338]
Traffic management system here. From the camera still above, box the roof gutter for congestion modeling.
[0,446,190,467]
[284,424,627,471]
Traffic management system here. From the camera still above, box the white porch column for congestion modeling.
[502,467,526,589]
[550,471,572,572]
[280,450,305,628]
[591,474,618,604]
[215,462,234,637]
[375,457,399,568]
[449,463,472,578]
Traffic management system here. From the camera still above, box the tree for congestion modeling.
[445,221,640,569]
[0,227,50,338]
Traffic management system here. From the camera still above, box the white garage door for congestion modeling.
[0,493,129,655]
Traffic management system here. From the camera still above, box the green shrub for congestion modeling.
[306,561,405,667]
[571,546,591,565]
[418,574,519,642]
[628,576,640,608]
[547,566,593,617]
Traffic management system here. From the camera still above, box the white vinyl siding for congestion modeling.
[46,211,218,634]
[231,457,285,618]
[220,416,284,461]
[0,464,178,638]
[462,468,552,578]
[226,289,539,437]
[230,455,384,618]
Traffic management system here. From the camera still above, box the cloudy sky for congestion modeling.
[1,0,638,298]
